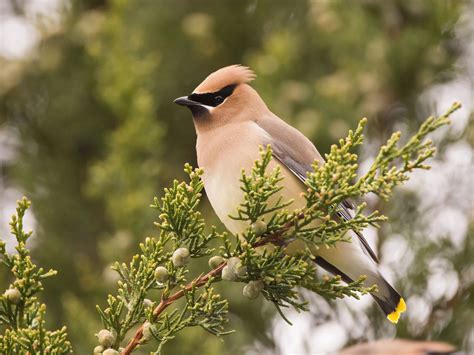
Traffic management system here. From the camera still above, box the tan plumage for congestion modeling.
[193,65,256,94]
[175,65,406,323]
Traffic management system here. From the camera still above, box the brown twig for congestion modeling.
[121,263,226,355]
[252,212,304,248]
[121,213,305,354]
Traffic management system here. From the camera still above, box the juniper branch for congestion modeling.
[121,263,227,355]
[93,103,460,354]
[0,198,72,354]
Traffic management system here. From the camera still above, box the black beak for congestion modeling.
[174,96,200,107]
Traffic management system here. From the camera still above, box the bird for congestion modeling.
[174,64,406,323]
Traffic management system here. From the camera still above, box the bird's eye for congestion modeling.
[214,95,224,104]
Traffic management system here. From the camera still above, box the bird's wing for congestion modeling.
[256,115,379,263]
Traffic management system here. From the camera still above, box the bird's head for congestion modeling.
[174,65,267,132]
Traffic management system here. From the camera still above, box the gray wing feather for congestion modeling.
[256,115,379,263]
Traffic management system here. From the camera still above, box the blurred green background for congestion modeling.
[0,0,472,353]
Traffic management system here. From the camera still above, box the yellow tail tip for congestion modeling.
[387,298,407,324]
[398,297,407,312]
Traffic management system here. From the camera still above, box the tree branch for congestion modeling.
[121,263,226,355]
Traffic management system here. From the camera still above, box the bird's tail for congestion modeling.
[371,275,406,324]
[314,256,406,323]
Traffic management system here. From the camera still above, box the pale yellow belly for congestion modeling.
[202,153,305,235]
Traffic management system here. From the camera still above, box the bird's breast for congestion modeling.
[196,122,305,235]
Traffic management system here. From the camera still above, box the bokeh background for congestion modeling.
[0,0,472,354]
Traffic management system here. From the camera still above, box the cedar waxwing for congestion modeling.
[174,65,406,323]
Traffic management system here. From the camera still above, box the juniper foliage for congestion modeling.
[92,103,459,354]
[0,198,72,354]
